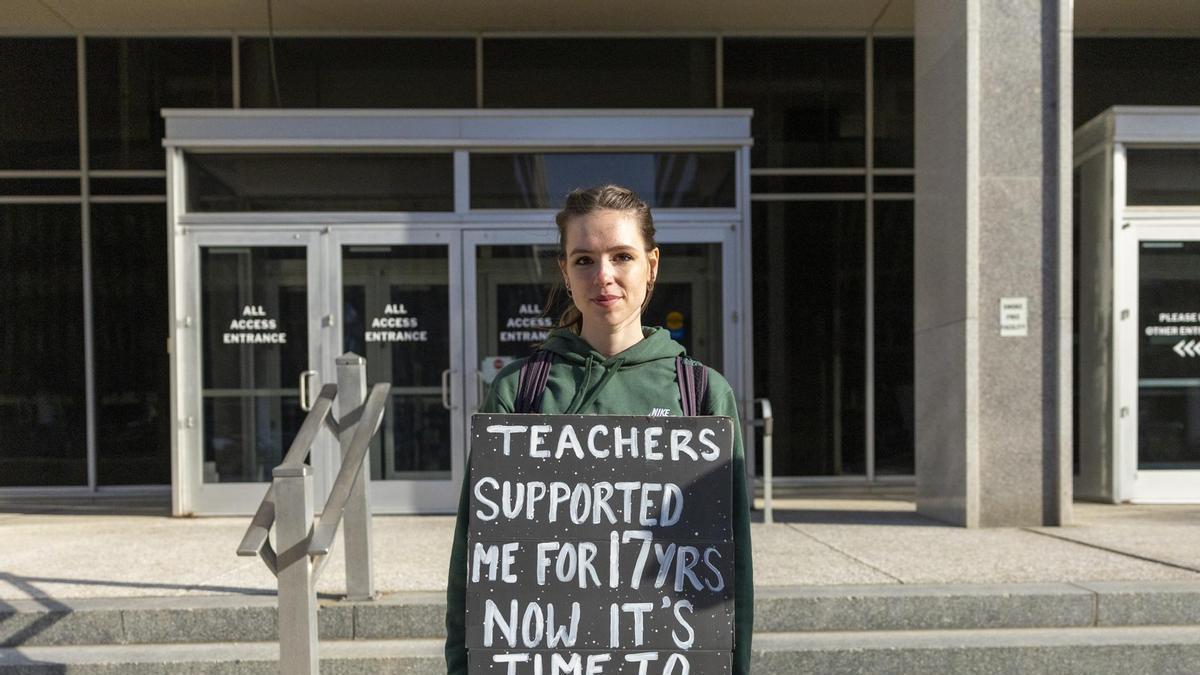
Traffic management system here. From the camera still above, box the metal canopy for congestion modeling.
[162,109,755,150]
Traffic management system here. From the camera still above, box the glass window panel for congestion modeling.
[240,38,475,108]
[643,243,723,368]
[201,246,308,483]
[752,201,865,477]
[0,205,86,486]
[873,201,914,475]
[873,38,914,169]
[1075,38,1200,127]
[471,152,735,209]
[92,204,170,485]
[0,178,80,196]
[342,245,451,479]
[186,153,454,212]
[751,174,865,194]
[1138,240,1200,470]
[873,175,914,193]
[1126,149,1200,206]
[724,38,866,168]
[87,38,232,170]
[475,245,565,379]
[483,38,715,108]
[90,177,167,196]
[0,39,78,170]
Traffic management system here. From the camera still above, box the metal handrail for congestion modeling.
[309,382,388,557]
[233,354,388,675]
[236,383,338,560]
[754,398,774,524]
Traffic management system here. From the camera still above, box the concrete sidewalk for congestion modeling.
[1,498,1197,601]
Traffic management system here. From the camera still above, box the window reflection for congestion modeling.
[471,152,735,209]
[343,246,451,479]
[200,247,308,483]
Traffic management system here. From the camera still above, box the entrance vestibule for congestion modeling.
[1075,107,1200,503]
[164,110,753,515]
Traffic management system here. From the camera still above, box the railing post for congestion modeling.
[273,464,319,674]
[336,352,375,601]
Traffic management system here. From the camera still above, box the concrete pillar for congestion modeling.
[914,0,1073,527]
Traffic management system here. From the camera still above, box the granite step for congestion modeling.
[3,627,1200,675]
[3,581,1199,648]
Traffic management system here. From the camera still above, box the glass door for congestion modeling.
[463,227,737,420]
[329,228,463,513]
[1121,222,1200,502]
[183,230,328,515]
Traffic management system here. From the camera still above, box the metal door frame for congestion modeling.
[1116,217,1200,502]
[177,228,330,515]
[326,226,465,514]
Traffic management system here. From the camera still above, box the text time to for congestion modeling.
[466,415,735,675]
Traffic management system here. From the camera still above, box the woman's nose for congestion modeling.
[594,259,615,285]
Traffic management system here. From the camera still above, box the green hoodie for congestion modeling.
[445,327,754,674]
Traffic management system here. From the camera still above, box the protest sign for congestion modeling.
[466,414,735,674]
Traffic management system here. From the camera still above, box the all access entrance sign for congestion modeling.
[466,414,735,674]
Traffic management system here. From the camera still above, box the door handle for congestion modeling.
[442,368,454,411]
[299,370,318,411]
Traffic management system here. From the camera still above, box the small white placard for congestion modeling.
[1000,297,1028,337]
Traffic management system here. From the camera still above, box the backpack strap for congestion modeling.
[514,349,554,413]
[675,356,709,416]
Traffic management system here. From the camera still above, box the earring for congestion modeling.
[565,285,572,297]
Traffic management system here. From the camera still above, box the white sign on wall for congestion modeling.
[1000,297,1028,337]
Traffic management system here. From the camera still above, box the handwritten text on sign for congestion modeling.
[467,414,735,675]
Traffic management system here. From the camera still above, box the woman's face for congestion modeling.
[560,209,660,334]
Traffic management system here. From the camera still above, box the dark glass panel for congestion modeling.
[90,177,167,195]
[475,245,564,375]
[200,246,308,482]
[483,38,715,108]
[873,38,914,168]
[724,38,866,168]
[87,38,232,170]
[0,178,79,196]
[873,174,914,193]
[751,175,865,194]
[873,201,914,475]
[1075,38,1200,127]
[0,39,78,170]
[342,245,452,479]
[91,204,170,485]
[643,244,724,368]
[1137,241,1200,470]
[1126,149,1200,206]
[0,205,86,486]
[471,152,734,209]
[240,38,475,108]
[752,201,865,476]
[186,153,454,212]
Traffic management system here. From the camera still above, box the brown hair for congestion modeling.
[549,185,658,334]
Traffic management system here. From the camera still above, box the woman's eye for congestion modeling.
[573,256,592,266]
[615,252,635,262]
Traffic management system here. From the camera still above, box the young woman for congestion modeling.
[445,184,754,674]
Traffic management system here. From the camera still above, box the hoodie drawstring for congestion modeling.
[568,357,626,414]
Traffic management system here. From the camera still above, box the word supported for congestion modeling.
[466,415,735,674]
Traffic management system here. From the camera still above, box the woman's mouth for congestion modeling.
[591,294,621,308]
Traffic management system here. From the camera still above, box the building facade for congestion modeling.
[2,1,1199,522]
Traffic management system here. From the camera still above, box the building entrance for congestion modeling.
[164,109,754,515]
[1121,223,1200,501]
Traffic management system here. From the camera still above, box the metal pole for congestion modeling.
[336,352,374,601]
[273,464,318,674]
[757,398,774,525]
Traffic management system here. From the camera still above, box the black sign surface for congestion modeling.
[467,414,734,674]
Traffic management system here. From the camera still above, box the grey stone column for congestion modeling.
[913,0,1073,527]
